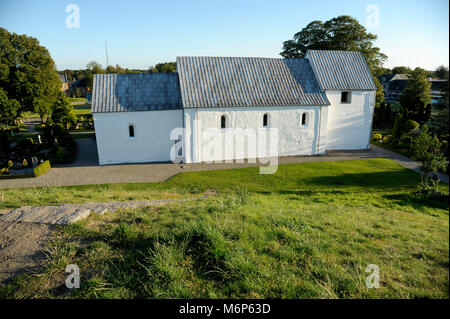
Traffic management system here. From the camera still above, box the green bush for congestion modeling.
[400,135,414,145]
[373,133,382,140]
[56,146,69,159]
[382,136,390,143]
[404,119,420,132]
[33,160,51,177]
[0,132,10,158]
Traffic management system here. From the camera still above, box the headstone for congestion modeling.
[32,157,38,168]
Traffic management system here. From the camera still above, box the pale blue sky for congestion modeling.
[0,0,448,71]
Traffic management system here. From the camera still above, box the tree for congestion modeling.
[149,62,176,73]
[399,68,432,123]
[280,16,387,74]
[0,88,20,126]
[392,113,403,143]
[0,28,61,119]
[434,65,449,80]
[51,93,77,130]
[413,126,447,197]
[373,76,384,108]
[429,83,449,136]
[84,61,105,91]
[391,66,412,75]
[33,97,53,122]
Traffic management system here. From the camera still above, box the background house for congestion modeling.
[69,78,88,98]
[59,72,69,95]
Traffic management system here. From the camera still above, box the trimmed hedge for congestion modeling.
[0,160,51,180]
[33,160,51,177]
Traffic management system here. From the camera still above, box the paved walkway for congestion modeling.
[0,140,447,189]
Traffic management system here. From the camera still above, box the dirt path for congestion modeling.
[0,220,53,284]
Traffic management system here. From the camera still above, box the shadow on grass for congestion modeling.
[301,170,421,190]
[382,193,449,213]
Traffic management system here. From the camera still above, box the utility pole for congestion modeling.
[105,41,109,68]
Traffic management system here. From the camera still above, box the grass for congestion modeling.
[70,98,87,104]
[73,104,92,116]
[0,159,448,299]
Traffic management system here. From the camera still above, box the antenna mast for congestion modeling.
[105,41,109,68]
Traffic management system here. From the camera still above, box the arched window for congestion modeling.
[129,124,135,138]
[263,113,269,127]
[301,113,308,127]
[220,115,226,129]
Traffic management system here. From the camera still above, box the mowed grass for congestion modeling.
[1,158,445,209]
[73,104,92,116]
[0,159,448,298]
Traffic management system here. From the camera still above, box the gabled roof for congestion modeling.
[306,50,377,91]
[59,73,68,83]
[92,73,182,113]
[176,56,329,108]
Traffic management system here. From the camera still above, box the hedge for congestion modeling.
[33,160,51,177]
[0,160,51,180]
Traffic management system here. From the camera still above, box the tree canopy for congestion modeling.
[399,68,432,123]
[391,66,412,75]
[280,15,387,75]
[434,65,449,80]
[149,62,176,73]
[51,92,77,129]
[0,27,61,123]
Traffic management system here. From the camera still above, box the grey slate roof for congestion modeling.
[307,50,377,91]
[177,56,330,108]
[92,73,182,113]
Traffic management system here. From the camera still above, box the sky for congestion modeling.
[0,0,448,71]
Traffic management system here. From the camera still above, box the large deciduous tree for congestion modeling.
[0,28,61,122]
[399,68,432,123]
[280,16,387,75]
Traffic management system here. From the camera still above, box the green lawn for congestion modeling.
[70,98,87,104]
[0,159,448,298]
[73,104,92,116]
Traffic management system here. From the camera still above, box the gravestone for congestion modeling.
[32,157,38,168]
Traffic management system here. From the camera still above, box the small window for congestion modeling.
[129,124,135,138]
[341,91,351,103]
[263,113,268,127]
[220,115,226,129]
[301,113,307,126]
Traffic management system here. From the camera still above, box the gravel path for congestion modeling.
[0,140,447,189]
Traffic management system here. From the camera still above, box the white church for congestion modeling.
[92,50,377,165]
